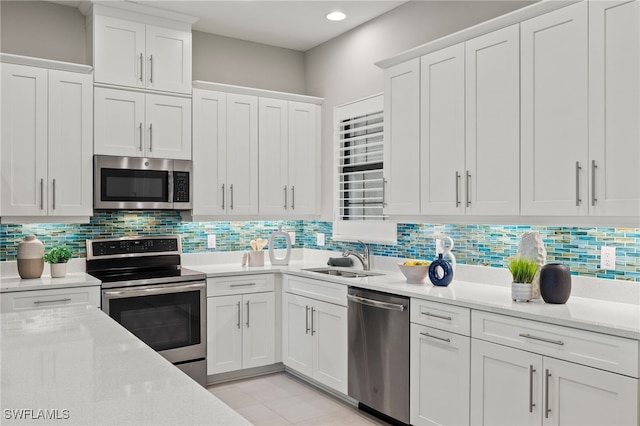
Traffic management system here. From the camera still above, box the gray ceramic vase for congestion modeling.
[540,263,572,304]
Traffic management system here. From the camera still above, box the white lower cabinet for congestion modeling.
[0,286,101,313]
[282,276,347,394]
[206,283,275,375]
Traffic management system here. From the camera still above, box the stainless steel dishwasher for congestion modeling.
[347,287,410,425]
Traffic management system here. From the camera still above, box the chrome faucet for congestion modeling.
[342,240,370,271]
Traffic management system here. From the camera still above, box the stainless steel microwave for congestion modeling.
[94,155,192,210]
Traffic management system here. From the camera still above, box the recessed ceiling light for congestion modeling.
[326,11,346,22]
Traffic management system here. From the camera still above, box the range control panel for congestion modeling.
[87,236,180,258]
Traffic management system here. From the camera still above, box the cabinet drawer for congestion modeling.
[207,274,274,296]
[1,286,101,313]
[472,311,638,377]
[283,275,347,306]
[411,298,471,336]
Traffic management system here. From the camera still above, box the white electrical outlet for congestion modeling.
[207,234,216,249]
[289,232,296,245]
[600,246,616,270]
[317,233,325,246]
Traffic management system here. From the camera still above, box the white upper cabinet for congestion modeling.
[521,2,589,216]
[1,63,92,218]
[94,15,192,94]
[420,44,466,216]
[383,58,421,215]
[94,87,191,160]
[259,98,320,216]
[465,24,520,216]
[588,0,640,217]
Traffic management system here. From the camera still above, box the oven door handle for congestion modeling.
[103,282,205,299]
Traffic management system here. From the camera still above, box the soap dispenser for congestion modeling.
[268,226,291,265]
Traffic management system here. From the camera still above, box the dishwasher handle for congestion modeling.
[347,294,406,311]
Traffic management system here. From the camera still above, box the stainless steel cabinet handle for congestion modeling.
[305,305,310,334]
[149,124,153,152]
[575,161,582,206]
[237,301,241,329]
[421,312,452,321]
[221,184,225,210]
[466,171,471,207]
[382,178,387,207]
[545,369,552,418]
[419,332,451,343]
[529,365,536,413]
[284,185,288,209]
[138,123,143,151]
[149,54,153,84]
[246,300,250,328]
[229,283,256,288]
[455,172,461,207]
[40,178,44,210]
[33,298,72,305]
[310,307,316,336]
[591,160,597,206]
[519,333,564,346]
[291,186,295,210]
[139,53,143,82]
[347,294,406,311]
[52,179,56,210]
[230,184,234,210]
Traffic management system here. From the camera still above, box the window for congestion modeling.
[333,94,396,244]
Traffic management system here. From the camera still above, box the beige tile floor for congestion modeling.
[208,372,390,426]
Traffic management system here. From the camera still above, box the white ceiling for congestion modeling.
[48,1,407,51]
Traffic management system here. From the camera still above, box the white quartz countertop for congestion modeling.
[0,305,251,426]
[188,260,640,341]
[0,272,100,293]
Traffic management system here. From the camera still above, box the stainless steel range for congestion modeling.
[86,235,207,386]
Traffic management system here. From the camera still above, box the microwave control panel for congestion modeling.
[173,171,190,202]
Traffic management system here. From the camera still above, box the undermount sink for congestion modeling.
[302,267,384,278]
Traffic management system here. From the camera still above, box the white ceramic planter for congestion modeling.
[50,263,67,278]
[511,282,532,302]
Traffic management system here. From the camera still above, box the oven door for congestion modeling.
[101,281,206,364]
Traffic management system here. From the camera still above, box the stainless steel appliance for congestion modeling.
[94,155,192,210]
[86,235,207,386]
[348,287,410,425]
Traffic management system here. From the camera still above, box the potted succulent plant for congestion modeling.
[44,246,73,278]
[508,257,538,302]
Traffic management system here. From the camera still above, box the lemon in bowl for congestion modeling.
[398,260,431,284]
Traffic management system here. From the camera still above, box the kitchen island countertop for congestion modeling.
[0,305,251,426]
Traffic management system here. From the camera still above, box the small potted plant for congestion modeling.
[44,246,73,278]
[508,257,538,302]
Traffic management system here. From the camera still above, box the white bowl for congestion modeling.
[398,263,430,284]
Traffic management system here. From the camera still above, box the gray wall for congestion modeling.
[305,1,536,220]
[1,1,87,64]
[193,31,305,93]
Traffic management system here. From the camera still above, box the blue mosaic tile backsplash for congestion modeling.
[1,211,638,282]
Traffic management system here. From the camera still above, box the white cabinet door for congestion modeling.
[420,44,465,216]
[383,58,421,215]
[288,101,319,216]
[282,293,313,377]
[411,324,470,426]
[193,89,227,215]
[543,357,638,426]
[94,15,146,89]
[207,295,242,375]
[311,299,348,394]
[588,0,640,217]
[145,25,192,94]
[0,64,48,216]
[470,339,542,426]
[465,25,520,216]
[521,2,588,216]
[226,93,258,215]
[145,94,191,160]
[242,292,275,370]
[258,97,289,215]
[48,70,93,216]
[94,87,145,157]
